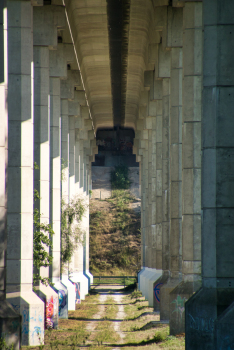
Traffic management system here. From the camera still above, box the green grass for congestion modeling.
[92,321,120,344]
[21,289,185,350]
[89,189,141,275]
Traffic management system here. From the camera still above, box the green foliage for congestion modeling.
[110,165,130,189]
[89,189,141,275]
[61,196,86,271]
[0,338,14,350]
[33,189,54,287]
[131,290,142,299]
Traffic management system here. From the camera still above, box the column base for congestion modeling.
[160,277,181,321]
[153,272,169,312]
[61,276,76,311]
[169,280,201,335]
[216,300,234,350]
[148,269,163,307]
[69,272,89,301]
[137,267,146,290]
[53,282,68,319]
[0,300,21,350]
[185,287,234,350]
[140,268,154,299]
[35,284,59,329]
[6,291,44,346]
[84,270,93,289]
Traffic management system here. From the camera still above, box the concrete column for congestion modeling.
[170,2,202,335]
[160,46,182,322]
[185,1,234,349]
[81,120,94,289]
[0,3,20,346]
[153,78,171,311]
[60,76,76,310]
[49,47,69,318]
[49,44,77,310]
[135,90,148,289]
[155,96,163,272]
[49,77,61,284]
[6,1,44,345]
[69,109,89,299]
[141,135,149,267]
[69,115,75,199]
[33,44,58,329]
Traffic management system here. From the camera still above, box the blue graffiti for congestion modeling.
[189,314,214,333]
[23,309,29,323]
[221,336,234,350]
[73,282,81,304]
[11,303,20,312]
[154,283,163,302]
[32,326,42,338]
[22,324,29,335]
[58,290,67,315]
[11,320,19,332]
[38,315,43,323]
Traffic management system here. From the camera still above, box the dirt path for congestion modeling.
[86,292,107,333]
[112,292,125,350]
[88,285,126,348]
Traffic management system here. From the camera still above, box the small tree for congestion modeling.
[33,189,54,286]
[61,196,86,272]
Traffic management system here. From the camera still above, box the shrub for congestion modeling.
[110,165,130,189]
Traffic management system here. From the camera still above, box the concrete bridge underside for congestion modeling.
[1,0,234,349]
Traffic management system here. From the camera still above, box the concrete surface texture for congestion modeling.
[1,0,234,349]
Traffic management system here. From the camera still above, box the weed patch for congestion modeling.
[89,189,141,275]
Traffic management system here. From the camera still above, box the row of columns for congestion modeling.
[0,1,96,347]
[135,0,202,335]
[136,1,234,348]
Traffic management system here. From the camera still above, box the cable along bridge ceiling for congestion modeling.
[65,0,153,132]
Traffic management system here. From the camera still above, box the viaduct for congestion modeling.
[1,0,234,349]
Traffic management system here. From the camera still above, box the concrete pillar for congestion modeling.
[80,118,94,289]
[170,2,202,335]
[159,36,183,323]
[6,1,44,345]
[49,42,72,318]
[135,89,149,289]
[33,43,58,329]
[160,47,183,321]
[153,78,171,311]
[60,68,78,310]
[49,43,76,308]
[0,3,20,347]
[68,97,89,300]
[185,1,234,349]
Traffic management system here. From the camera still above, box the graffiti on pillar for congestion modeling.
[96,136,133,152]
[73,282,81,304]
[119,138,133,152]
[153,283,163,302]
[22,308,29,344]
[189,314,214,333]
[11,303,20,313]
[171,295,187,320]
[45,296,58,329]
[220,336,234,350]
[58,289,67,315]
